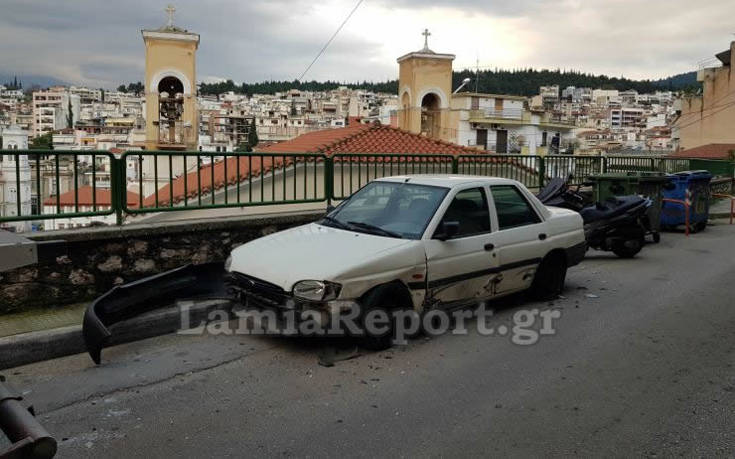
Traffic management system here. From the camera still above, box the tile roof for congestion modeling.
[44,186,140,208]
[669,143,735,159]
[142,122,526,207]
[256,122,481,156]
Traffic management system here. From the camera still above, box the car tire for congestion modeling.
[529,252,567,301]
[358,284,411,351]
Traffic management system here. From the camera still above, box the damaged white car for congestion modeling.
[224,175,586,349]
[83,175,586,363]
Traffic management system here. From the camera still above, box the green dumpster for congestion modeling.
[587,172,670,243]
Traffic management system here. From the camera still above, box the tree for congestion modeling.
[117,84,128,93]
[247,118,259,151]
[100,88,105,102]
[30,132,53,150]
[66,96,74,129]
[127,82,144,95]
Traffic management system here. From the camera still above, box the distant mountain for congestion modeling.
[652,71,698,90]
[199,69,701,97]
[0,73,68,90]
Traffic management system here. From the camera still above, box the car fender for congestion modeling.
[331,242,427,310]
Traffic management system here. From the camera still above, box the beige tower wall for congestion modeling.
[397,53,454,143]
[676,41,735,151]
[143,32,199,151]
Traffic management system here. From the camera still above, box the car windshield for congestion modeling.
[322,181,448,240]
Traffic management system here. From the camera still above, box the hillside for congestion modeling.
[199,69,699,97]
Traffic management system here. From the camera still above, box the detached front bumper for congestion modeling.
[83,263,232,364]
[82,264,361,364]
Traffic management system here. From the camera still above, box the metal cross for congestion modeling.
[165,4,176,27]
[422,28,431,50]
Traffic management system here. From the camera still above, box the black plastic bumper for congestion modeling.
[82,263,233,365]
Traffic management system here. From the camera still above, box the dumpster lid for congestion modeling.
[672,170,712,179]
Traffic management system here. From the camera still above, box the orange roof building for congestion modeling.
[669,143,735,160]
[43,186,140,209]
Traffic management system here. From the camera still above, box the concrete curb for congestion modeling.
[0,300,234,370]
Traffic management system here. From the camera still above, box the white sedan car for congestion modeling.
[226,175,586,348]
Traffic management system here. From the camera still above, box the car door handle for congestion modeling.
[484,243,495,251]
[538,233,547,240]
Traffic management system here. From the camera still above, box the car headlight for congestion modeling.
[292,280,342,302]
[224,255,232,272]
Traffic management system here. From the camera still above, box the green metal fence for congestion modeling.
[0,150,116,224]
[1,149,732,228]
[457,155,542,189]
[331,153,454,200]
[122,151,327,215]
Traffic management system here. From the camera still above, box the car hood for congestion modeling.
[228,223,415,291]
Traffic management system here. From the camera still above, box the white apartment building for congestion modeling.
[0,124,32,232]
[453,93,575,155]
[610,107,646,129]
[32,89,81,137]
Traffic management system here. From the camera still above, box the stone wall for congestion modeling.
[0,210,324,314]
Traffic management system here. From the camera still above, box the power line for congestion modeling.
[296,0,364,82]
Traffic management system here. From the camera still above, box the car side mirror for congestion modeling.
[434,221,460,241]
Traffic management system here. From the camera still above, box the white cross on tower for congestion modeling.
[165,4,176,28]
[422,28,431,51]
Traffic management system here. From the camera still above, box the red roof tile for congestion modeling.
[44,186,140,208]
[669,143,735,160]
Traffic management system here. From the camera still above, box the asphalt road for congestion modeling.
[3,222,735,457]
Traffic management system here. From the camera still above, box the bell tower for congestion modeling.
[142,5,199,151]
[397,29,455,141]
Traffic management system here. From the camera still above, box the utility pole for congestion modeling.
[475,56,479,93]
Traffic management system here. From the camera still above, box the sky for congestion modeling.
[0,0,733,89]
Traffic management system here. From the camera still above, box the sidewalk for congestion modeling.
[0,298,232,370]
[710,197,735,219]
[0,303,86,339]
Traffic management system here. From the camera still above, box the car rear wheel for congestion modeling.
[529,252,567,301]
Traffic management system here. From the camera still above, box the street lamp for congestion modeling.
[453,78,472,94]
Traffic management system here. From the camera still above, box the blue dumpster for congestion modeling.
[661,170,712,232]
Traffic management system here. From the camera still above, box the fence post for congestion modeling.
[452,156,459,174]
[111,155,124,226]
[537,155,545,188]
[602,155,608,173]
[325,156,334,206]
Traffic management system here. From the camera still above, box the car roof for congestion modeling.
[376,174,520,188]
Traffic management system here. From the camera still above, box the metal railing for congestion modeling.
[331,154,454,200]
[1,149,733,229]
[0,150,116,224]
[122,151,327,215]
[458,155,542,189]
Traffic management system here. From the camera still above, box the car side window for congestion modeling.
[435,187,491,238]
[490,185,542,230]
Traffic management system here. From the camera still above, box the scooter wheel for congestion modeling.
[652,232,661,243]
[612,239,643,258]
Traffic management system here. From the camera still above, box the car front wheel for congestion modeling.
[358,284,411,351]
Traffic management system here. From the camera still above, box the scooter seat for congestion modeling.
[580,195,646,223]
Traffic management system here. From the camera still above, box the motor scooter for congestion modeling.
[538,178,652,258]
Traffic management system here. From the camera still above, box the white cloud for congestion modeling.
[0,0,732,88]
